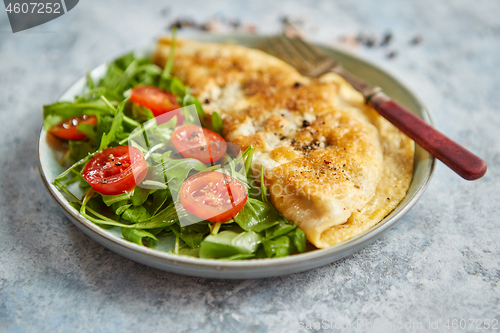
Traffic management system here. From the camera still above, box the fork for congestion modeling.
[265,29,487,181]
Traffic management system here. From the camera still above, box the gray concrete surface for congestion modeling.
[0,0,498,332]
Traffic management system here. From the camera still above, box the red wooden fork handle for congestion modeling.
[369,93,487,181]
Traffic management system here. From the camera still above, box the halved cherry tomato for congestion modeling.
[180,171,248,222]
[172,124,227,163]
[49,115,97,140]
[82,146,148,195]
[130,85,183,125]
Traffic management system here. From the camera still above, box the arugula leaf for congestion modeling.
[129,103,154,123]
[261,227,306,257]
[169,77,186,97]
[260,165,269,204]
[98,53,161,97]
[183,94,205,118]
[160,27,177,81]
[86,196,121,224]
[199,231,262,259]
[177,246,200,257]
[113,202,132,215]
[219,223,246,234]
[131,187,155,206]
[98,97,127,150]
[211,111,223,135]
[144,116,177,144]
[288,227,307,253]
[68,140,94,163]
[43,100,112,130]
[76,123,97,143]
[122,205,151,222]
[128,202,179,229]
[147,189,170,216]
[53,155,92,193]
[102,191,133,206]
[75,87,124,103]
[122,228,158,247]
[264,219,296,240]
[149,156,206,193]
[171,223,209,249]
[233,198,280,232]
[262,236,292,258]
[243,146,254,178]
[114,52,135,70]
[86,71,95,90]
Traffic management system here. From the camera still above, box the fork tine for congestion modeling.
[267,31,337,77]
[267,36,307,72]
[276,36,314,73]
[283,35,323,64]
[266,37,290,64]
[266,37,298,68]
[293,35,330,62]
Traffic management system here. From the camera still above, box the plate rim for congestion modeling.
[38,33,435,277]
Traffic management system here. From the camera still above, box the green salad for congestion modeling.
[43,33,306,260]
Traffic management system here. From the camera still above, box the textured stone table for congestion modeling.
[1,0,498,331]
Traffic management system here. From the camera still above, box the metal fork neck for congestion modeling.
[330,66,382,101]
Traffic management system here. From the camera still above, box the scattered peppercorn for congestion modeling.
[380,32,393,47]
[302,120,310,127]
[409,35,423,46]
[386,51,398,59]
[169,18,196,30]
[294,82,301,88]
[365,36,376,47]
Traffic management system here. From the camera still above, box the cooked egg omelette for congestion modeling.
[153,37,414,249]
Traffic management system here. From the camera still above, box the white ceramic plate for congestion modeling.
[38,34,435,279]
